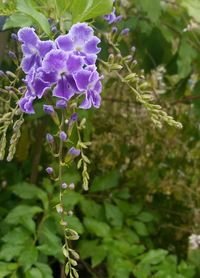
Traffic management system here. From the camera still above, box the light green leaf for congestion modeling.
[137,0,161,22]
[71,0,113,23]
[65,215,84,234]
[139,249,168,265]
[3,12,33,29]
[91,246,107,267]
[131,221,149,236]
[13,0,50,35]
[0,262,18,277]
[83,218,111,237]
[181,0,200,23]
[0,244,23,261]
[136,212,155,223]
[80,198,104,220]
[25,267,42,278]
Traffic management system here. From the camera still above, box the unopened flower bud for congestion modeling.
[8,51,17,60]
[68,210,73,216]
[46,133,54,143]
[61,182,68,189]
[43,105,54,115]
[131,46,136,52]
[60,131,67,142]
[69,183,75,190]
[0,70,6,78]
[11,33,18,41]
[68,147,81,157]
[46,167,53,174]
[56,204,63,214]
[56,99,67,109]
[121,28,130,36]
[70,113,78,122]
[51,26,57,33]
[112,27,118,34]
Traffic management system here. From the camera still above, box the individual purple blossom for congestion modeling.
[18,27,55,73]
[74,66,102,109]
[46,167,53,174]
[46,133,54,143]
[68,147,81,157]
[121,28,130,35]
[104,8,117,24]
[18,94,35,114]
[42,49,83,100]
[112,27,118,34]
[60,131,67,141]
[56,23,101,65]
[70,113,78,122]
[43,104,54,114]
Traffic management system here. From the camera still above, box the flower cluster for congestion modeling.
[18,23,102,114]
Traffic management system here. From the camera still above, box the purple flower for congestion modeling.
[56,23,101,65]
[74,66,102,109]
[68,147,81,157]
[60,131,67,141]
[70,113,78,122]
[46,133,54,143]
[112,27,118,34]
[43,104,54,114]
[46,167,53,174]
[104,8,117,24]
[18,94,35,114]
[18,27,55,73]
[42,50,83,100]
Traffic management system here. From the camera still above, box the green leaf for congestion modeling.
[137,0,161,22]
[13,0,50,35]
[0,244,23,261]
[139,249,168,265]
[11,183,48,210]
[0,262,18,277]
[80,198,104,220]
[5,205,42,225]
[3,12,33,29]
[71,0,113,23]
[104,202,123,227]
[79,239,98,259]
[91,245,107,267]
[2,227,31,245]
[180,0,200,23]
[83,217,111,237]
[19,245,38,271]
[131,221,149,236]
[35,263,53,278]
[91,170,120,192]
[65,215,84,234]
[177,39,197,78]
[136,212,155,223]
[62,191,82,210]
[25,267,42,278]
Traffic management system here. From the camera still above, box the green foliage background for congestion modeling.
[1,0,200,277]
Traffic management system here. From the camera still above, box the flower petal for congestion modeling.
[66,54,83,74]
[21,54,41,73]
[74,70,91,91]
[53,77,75,100]
[38,40,55,57]
[68,23,93,45]
[84,37,101,54]
[18,27,38,46]
[56,35,73,51]
[42,49,67,73]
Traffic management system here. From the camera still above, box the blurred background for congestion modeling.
[1,0,200,277]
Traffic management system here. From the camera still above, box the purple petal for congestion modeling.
[56,99,67,109]
[74,70,91,91]
[66,54,83,74]
[53,77,75,100]
[18,27,38,46]
[68,23,93,45]
[56,35,73,51]
[84,37,101,54]
[38,40,55,57]
[42,50,67,73]
[94,80,102,94]
[21,54,41,73]
[33,78,50,98]
[91,90,101,108]
[19,96,35,114]
[84,54,97,65]
[79,95,92,109]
